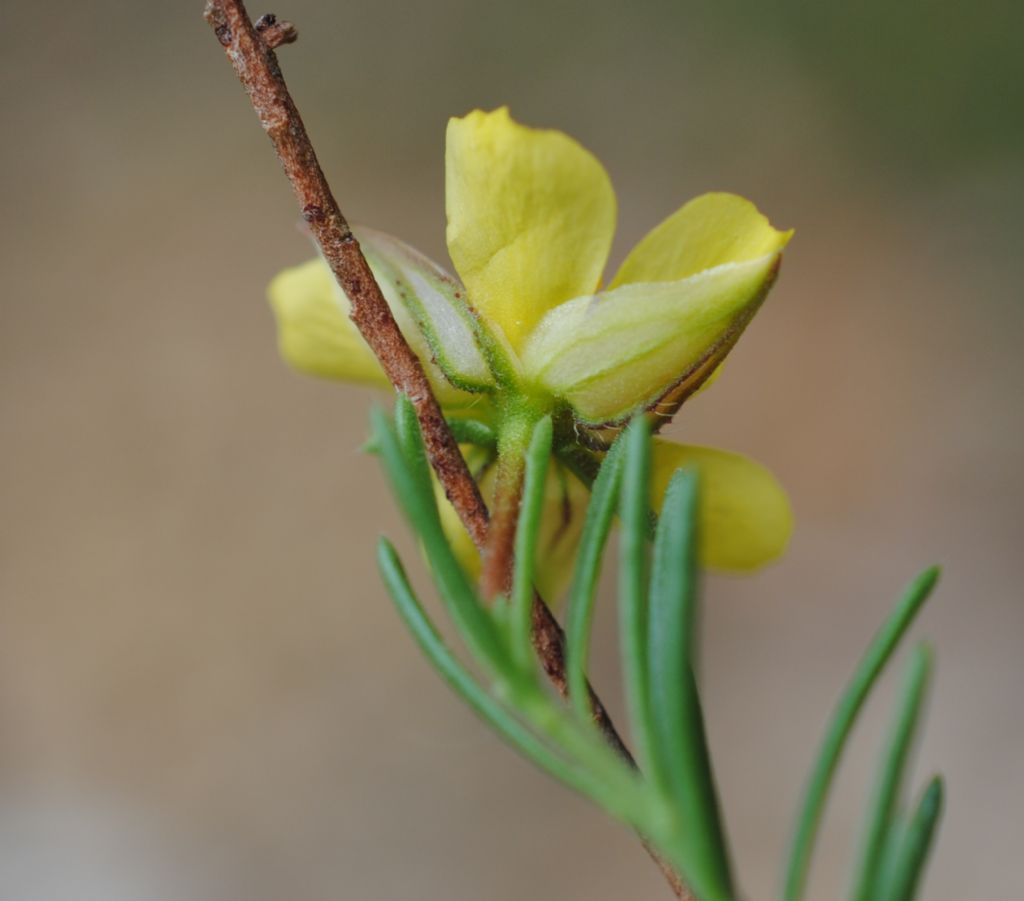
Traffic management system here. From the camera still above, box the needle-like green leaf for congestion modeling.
[511,416,553,667]
[377,537,608,802]
[394,395,438,503]
[782,566,941,901]
[565,434,626,720]
[850,643,934,901]
[372,402,507,671]
[877,810,907,895]
[649,469,734,900]
[618,418,658,778]
[880,777,944,901]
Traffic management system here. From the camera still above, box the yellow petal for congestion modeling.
[438,479,481,583]
[438,454,588,603]
[611,192,792,288]
[445,107,617,350]
[521,253,781,424]
[268,258,389,386]
[651,440,792,571]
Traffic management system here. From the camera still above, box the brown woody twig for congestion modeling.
[203,3,693,897]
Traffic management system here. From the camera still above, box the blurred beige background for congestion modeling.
[1,1,1022,898]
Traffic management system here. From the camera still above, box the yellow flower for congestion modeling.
[269,107,793,594]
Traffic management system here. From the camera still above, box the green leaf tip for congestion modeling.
[880,776,944,901]
[782,566,941,901]
[849,642,934,901]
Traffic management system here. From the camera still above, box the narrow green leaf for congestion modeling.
[649,469,734,899]
[372,402,507,671]
[511,416,553,667]
[394,395,436,502]
[782,566,941,901]
[647,469,698,796]
[881,777,944,901]
[877,810,907,895]
[618,417,658,777]
[565,435,626,720]
[376,537,607,800]
[850,643,934,901]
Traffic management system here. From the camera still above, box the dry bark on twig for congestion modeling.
[203,4,693,896]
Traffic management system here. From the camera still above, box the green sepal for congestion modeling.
[358,228,497,394]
